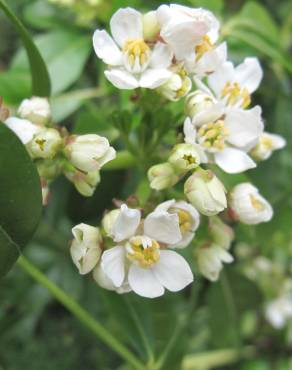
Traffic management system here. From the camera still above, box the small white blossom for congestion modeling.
[65,134,116,172]
[157,4,219,61]
[154,199,200,248]
[93,7,173,90]
[158,70,192,101]
[265,295,292,329]
[229,183,273,224]
[71,223,102,275]
[18,97,51,126]
[209,216,234,249]
[184,168,227,216]
[65,169,101,197]
[250,132,286,161]
[27,128,63,159]
[100,204,193,298]
[197,243,234,281]
[168,143,206,173]
[4,117,40,144]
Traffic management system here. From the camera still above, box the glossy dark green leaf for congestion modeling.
[0,123,42,277]
[0,0,51,96]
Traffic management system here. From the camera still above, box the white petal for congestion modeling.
[93,264,116,291]
[194,42,227,76]
[267,133,286,150]
[104,69,139,89]
[150,42,173,69]
[215,148,256,173]
[225,106,263,148]
[235,57,263,93]
[184,117,197,143]
[93,30,122,66]
[101,246,126,287]
[128,264,164,298]
[139,69,172,89]
[153,250,193,291]
[213,245,234,263]
[208,61,235,97]
[192,101,224,127]
[5,117,39,144]
[170,231,195,249]
[144,211,182,245]
[112,204,141,242]
[110,7,143,47]
[154,199,176,213]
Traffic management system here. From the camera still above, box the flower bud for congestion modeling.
[168,143,201,173]
[18,97,51,126]
[196,243,233,282]
[65,169,100,197]
[148,162,179,190]
[71,223,102,274]
[27,128,63,159]
[5,117,40,144]
[184,91,215,119]
[102,209,120,237]
[158,74,192,101]
[250,132,286,161]
[229,183,273,225]
[65,134,116,172]
[184,169,227,216]
[209,216,234,249]
[143,11,160,41]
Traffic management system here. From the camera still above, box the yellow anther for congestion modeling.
[183,154,197,165]
[221,81,251,108]
[35,138,46,151]
[123,38,150,68]
[261,136,273,150]
[198,119,229,151]
[174,209,192,233]
[250,194,265,211]
[195,35,214,61]
[127,238,160,268]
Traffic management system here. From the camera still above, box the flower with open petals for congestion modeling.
[100,204,193,298]
[229,183,273,224]
[250,132,286,161]
[93,7,173,90]
[157,4,219,61]
[154,199,200,248]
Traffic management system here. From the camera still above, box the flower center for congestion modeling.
[123,38,150,72]
[35,138,46,151]
[198,119,229,152]
[260,136,273,150]
[221,82,251,108]
[183,154,197,165]
[195,35,214,61]
[250,194,265,211]
[173,208,192,233]
[127,237,160,268]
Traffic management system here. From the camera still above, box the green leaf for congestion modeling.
[0,0,51,96]
[0,69,30,105]
[12,30,91,95]
[0,123,42,277]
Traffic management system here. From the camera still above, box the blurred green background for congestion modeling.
[0,0,292,369]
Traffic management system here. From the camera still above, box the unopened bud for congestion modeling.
[184,91,215,119]
[209,216,234,249]
[65,169,101,197]
[158,74,192,101]
[18,97,51,126]
[102,209,120,237]
[184,169,227,216]
[148,162,179,190]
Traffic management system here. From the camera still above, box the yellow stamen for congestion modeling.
[175,209,192,233]
[198,119,229,151]
[127,238,160,268]
[250,194,265,211]
[123,38,150,68]
[35,138,46,151]
[221,82,251,108]
[195,35,213,61]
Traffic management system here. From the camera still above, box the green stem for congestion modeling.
[182,346,255,370]
[17,256,146,370]
[103,150,136,170]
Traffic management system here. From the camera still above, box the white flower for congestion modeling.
[265,295,292,329]
[229,183,273,225]
[154,199,200,248]
[157,4,219,61]
[93,264,131,294]
[71,223,102,274]
[185,91,216,118]
[142,11,160,41]
[100,204,193,298]
[197,243,234,281]
[184,168,227,216]
[148,162,179,190]
[93,8,173,90]
[183,100,263,173]
[65,169,100,197]
[18,97,51,126]
[195,57,263,110]
[27,128,63,159]
[168,143,206,173]
[4,117,40,144]
[102,209,120,237]
[65,134,116,172]
[209,216,234,249]
[250,132,286,161]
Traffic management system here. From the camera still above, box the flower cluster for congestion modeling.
[3,96,116,203]
[71,200,198,298]
[70,3,286,298]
